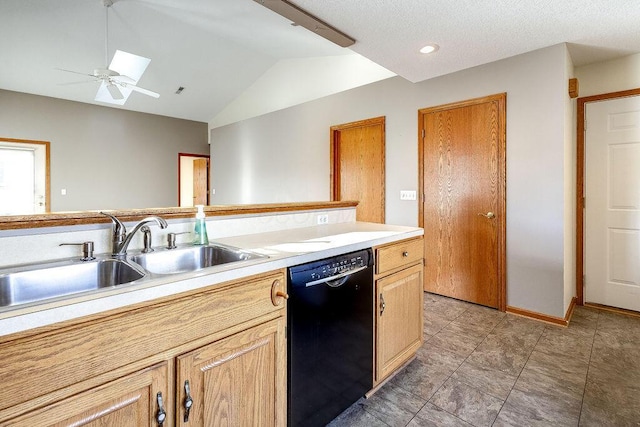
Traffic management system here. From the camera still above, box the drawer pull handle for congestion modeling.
[271,279,289,306]
[183,380,194,422]
[402,251,409,257]
[380,294,386,315]
[155,392,167,426]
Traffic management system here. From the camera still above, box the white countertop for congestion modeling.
[0,222,422,338]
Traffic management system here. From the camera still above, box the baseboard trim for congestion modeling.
[506,298,577,327]
[565,297,578,323]
[584,302,640,318]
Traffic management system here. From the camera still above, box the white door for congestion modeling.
[585,95,640,311]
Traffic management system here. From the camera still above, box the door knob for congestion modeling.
[478,212,496,219]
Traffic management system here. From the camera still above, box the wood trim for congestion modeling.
[177,152,210,206]
[584,302,640,319]
[576,88,640,305]
[0,201,358,230]
[568,78,579,99]
[330,116,386,222]
[418,93,507,311]
[565,296,578,323]
[0,137,51,213]
[506,302,572,327]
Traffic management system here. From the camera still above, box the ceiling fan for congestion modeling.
[57,0,159,105]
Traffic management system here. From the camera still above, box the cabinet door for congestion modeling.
[6,362,169,427]
[376,263,424,382]
[176,318,286,427]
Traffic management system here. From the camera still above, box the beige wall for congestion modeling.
[575,52,640,97]
[0,90,208,211]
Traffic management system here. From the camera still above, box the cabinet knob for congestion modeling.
[155,392,166,426]
[183,380,194,422]
[271,279,289,306]
[402,251,409,257]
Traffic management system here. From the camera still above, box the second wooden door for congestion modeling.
[193,158,209,205]
[331,117,385,223]
[419,94,506,309]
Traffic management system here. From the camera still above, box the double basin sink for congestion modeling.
[0,244,267,310]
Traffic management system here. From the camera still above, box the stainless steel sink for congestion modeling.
[130,244,267,275]
[0,258,145,308]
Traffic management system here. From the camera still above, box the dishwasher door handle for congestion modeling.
[305,265,368,287]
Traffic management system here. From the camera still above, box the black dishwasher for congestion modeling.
[287,248,374,427]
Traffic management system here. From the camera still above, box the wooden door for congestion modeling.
[7,362,168,426]
[176,318,286,427]
[331,117,385,223]
[376,263,423,382]
[419,94,506,309]
[584,95,640,311]
[193,158,209,205]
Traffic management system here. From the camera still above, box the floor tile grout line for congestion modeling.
[487,317,548,426]
[423,304,506,427]
[428,311,482,426]
[413,303,480,426]
[576,309,600,426]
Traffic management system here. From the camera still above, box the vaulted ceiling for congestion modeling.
[1,0,639,124]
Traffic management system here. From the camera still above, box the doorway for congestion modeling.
[577,88,640,312]
[0,137,50,215]
[331,117,385,223]
[419,94,506,310]
[178,153,210,207]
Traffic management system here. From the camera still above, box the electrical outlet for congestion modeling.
[400,190,416,200]
[317,214,329,225]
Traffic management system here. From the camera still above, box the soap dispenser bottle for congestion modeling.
[193,205,209,245]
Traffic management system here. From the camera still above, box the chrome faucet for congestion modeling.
[101,212,168,257]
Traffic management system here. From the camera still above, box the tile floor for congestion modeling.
[328,292,640,426]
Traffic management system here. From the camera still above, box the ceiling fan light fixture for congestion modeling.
[420,44,439,54]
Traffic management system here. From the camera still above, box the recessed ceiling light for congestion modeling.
[420,44,439,54]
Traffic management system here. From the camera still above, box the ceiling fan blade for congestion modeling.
[57,80,97,86]
[106,83,124,100]
[95,81,126,104]
[127,84,160,98]
[55,68,98,78]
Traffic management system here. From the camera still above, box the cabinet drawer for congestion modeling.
[376,237,423,275]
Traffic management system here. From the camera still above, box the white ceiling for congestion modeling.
[2,0,640,123]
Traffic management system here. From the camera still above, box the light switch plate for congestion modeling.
[400,190,416,200]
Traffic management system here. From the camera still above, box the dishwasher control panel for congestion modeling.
[288,248,373,286]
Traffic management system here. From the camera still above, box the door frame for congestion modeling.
[178,152,210,206]
[330,116,386,222]
[418,93,507,311]
[576,87,640,306]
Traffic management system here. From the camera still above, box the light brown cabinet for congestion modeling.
[0,270,287,427]
[374,237,424,384]
[176,318,285,427]
[6,362,169,427]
